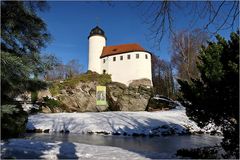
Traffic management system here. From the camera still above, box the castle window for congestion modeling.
[136,54,139,59]
[145,54,148,59]
[113,57,116,61]
[103,59,105,63]
[127,55,131,59]
[120,56,123,60]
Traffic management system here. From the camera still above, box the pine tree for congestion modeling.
[1,1,52,139]
[178,31,239,158]
[1,1,50,100]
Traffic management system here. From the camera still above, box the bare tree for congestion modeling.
[45,63,66,81]
[171,29,209,81]
[152,54,175,98]
[45,59,83,81]
[137,1,239,48]
[65,59,83,78]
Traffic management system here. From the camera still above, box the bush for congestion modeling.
[42,96,69,112]
[49,83,61,96]
[43,97,61,108]
[176,146,219,159]
[1,104,28,139]
[49,72,112,95]
[63,72,111,88]
[31,91,38,103]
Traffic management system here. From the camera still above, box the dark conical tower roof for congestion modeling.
[88,26,106,39]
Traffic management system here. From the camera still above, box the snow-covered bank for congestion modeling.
[1,139,166,159]
[27,108,221,136]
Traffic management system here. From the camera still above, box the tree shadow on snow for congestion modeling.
[1,134,78,159]
[57,134,78,159]
[86,112,186,159]
[1,139,55,159]
[57,142,78,159]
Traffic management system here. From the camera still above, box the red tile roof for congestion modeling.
[100,43,148,58]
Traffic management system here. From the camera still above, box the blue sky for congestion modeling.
[38,1,238,71]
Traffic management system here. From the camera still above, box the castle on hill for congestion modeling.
[88,26,152,86]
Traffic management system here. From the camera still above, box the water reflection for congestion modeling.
[25,133,222,154]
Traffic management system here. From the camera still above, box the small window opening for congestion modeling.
[127,55,131,59]
[103,69,106,74]
[145,54,148,59]
[103,59,105,63]
[113,57,116,61]
[136,54,139,59]
[120,56,123,60]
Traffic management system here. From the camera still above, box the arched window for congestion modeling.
[103,69,106,74]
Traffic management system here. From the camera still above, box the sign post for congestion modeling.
[96,86,107,105]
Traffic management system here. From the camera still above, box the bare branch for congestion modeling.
[135,1,239,50]
[213,1,236,34]
[204,1,225,30]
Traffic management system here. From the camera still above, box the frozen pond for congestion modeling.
[1,133,223,159]
[25,133,222,154]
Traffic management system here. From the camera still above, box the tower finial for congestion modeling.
[88,26,106,39]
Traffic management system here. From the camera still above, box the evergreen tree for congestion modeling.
[178,32,239,158]
[1,1,50,100]
[1,1,52,139]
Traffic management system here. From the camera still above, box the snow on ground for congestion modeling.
[1,139,170,159]
[27,108,221,136]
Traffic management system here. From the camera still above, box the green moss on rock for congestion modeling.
[49,72,111,95]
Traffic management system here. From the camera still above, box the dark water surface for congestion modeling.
[24,133,222,154]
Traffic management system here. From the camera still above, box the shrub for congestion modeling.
[63,72,111,88]
[1,104,28,139]
[176,146,219,159]
[42,96,69,112]
[49,72,112,93]
[49,83,61,96]
[43,97,61,108]
[31,91,38,103]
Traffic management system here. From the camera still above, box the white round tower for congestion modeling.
[88,26,106,73]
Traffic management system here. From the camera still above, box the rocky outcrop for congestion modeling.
[107,80,152,111]
[38,79,152,113]
[129,78,152,88]
[57,81,109,112]
[37,89,52,101]
[41,106,63,113]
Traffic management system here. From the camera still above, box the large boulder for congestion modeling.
[147,95,178,111]
[107,80,152,111]
[129,78,152,88]
[56,81,108,112]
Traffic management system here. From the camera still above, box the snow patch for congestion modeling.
[27,108,221,136]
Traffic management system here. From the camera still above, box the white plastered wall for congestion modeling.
[88,35,106,73]
[101,51,152,86]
